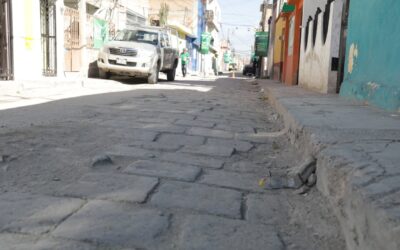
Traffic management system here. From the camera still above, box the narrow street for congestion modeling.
[0,76,345,249]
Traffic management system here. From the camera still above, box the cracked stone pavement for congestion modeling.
[0,76,345,249]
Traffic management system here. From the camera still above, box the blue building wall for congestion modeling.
[339,0,400,112]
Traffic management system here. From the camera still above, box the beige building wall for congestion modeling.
[148,0,197,33]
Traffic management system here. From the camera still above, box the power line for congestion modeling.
[220,22,257,28]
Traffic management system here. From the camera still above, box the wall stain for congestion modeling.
[347,43,358,74]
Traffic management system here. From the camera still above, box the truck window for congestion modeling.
[114,29,159,45]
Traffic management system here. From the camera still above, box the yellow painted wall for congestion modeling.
[273,17,285,64]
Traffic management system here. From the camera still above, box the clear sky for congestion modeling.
[218,0,262,57]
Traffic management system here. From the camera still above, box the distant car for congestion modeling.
[98,26,179,84]
[242,64,254,76]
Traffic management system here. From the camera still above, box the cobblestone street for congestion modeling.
[0,76,345,249]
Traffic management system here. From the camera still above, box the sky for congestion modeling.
[218,0,263,57]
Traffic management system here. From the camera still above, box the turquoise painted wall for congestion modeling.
[339,0,400,112]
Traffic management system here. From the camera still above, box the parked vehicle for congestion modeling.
[242,64,254,76]
[98,26,179,84]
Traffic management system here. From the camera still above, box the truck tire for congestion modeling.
[99,69,110,79]
[148,63,159,84]
[166,67,176,81]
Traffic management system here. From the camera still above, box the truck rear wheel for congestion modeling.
[166,67,176,81]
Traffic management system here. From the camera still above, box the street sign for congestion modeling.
[201,32,212,54]
[282,3,295,13]
[255,31,269,57]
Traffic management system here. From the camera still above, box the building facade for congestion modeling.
[148,0,199,73]
[298,0,343,93]
[0,0,65,80]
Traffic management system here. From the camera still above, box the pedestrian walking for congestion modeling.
[180,48,190,77]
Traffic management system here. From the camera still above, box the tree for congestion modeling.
[159,2,169,27]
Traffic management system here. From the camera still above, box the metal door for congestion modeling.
[40,0,57,76]
[64,6,80,72]
[0,0,13,80]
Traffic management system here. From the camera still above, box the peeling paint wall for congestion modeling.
[298,0,343,93]
[339,0,400,112]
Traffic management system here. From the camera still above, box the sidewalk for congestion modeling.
[259,80,400,250]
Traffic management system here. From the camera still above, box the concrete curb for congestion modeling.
[259,80,400,250]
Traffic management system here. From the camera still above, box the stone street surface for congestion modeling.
[0,76,345,249]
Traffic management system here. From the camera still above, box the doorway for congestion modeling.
[337,0,351,93]
[0,0,13,80]
[40,0,57,76]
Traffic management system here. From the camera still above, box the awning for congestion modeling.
[167,21,197,38]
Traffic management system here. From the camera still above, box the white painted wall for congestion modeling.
[302,0,328,25]
[12,0,65,80]
[298,0,343,93]
[12,0,42,80]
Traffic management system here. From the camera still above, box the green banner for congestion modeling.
[255,31,269,57]
[94,18,109,49]
[200,32,212,54]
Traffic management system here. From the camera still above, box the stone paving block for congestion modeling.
[246,193,289,225]
[158,112,196,121]
[151,181,242,218]
[141,123,186,134]
[56,173,158,203]
[129,140,181,152]
[107,145,158,159]
[174,119,215,128]
[224,161,267,173]
[206,138,254,152]
[195,112,224,119]
[112,129,158,142]
[199,170,263,192]
[124,160,201,182]
[0,192,84,235]
[0,233,99,250]
[160,152,224,169]
[180,144,235,157]
[52,200,170,249]
[364,175,400,198]
[156,133,205,146]
[187,127,234,139]
[137,117,175,124]
[178,215,284,250]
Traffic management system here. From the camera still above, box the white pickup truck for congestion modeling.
[98,26,179,84]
